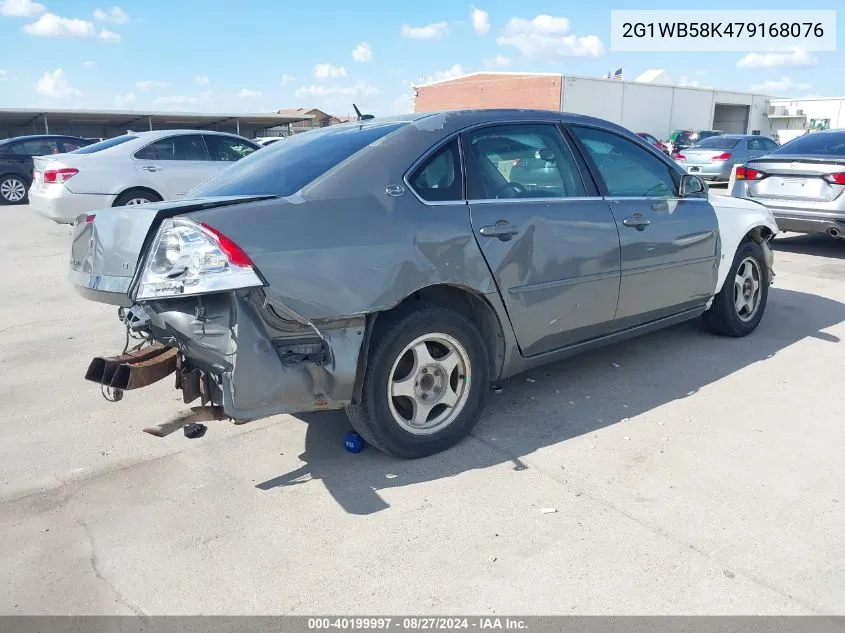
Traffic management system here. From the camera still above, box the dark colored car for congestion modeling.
[70,110,778,459]
[637,132,669,155]
[0,134,94,204]
[669,130,723,157]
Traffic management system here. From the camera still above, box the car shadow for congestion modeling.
[255,287,845,515]
[774,234,845,260]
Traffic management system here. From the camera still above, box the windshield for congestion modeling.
[692,137,740,150]
[769,131,845,157]
[70,135,137,154]
[189,121,407,198]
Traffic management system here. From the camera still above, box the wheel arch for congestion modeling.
[715,222,777,294]
[351,283,507,404]
[112,186,163,206]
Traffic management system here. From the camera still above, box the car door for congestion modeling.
[462,122,621,357]
[569,124,719,326]
[204,134,259,169]
[132,134,219,199]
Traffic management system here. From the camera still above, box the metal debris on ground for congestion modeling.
[540,508,557,514]
[490,384,503,393]
[183,422,207,439]
[526,377,535,383]
[488,556,498,563]
[385,474,397,479]
[621,418,630,423]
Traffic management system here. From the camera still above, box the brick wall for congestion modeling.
[414,74,562,112]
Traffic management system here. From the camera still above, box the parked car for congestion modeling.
[636,132,669,155]
[29,130,260,223]
[675,134,779,182]
[668,129,723,157]
[730,129,845,239]
[0,134,94,204]
[70,110,778,458]
[254,136,284,147]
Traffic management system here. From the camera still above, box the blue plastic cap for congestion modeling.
[344,430,365,453]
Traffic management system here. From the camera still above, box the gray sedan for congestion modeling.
[70,110,778,458]
[676,134,779,181]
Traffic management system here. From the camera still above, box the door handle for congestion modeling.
[141,165,162,172]
[622,214,650,231]
[479,220,519,241]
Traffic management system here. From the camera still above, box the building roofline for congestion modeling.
[0,107,314,122]
[414,71,561,88]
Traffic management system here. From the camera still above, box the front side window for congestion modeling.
[572,126,678,198]
[205,135,258,162]
[408,139,462,202]
[464,124,586,200]
[136,135,210,161]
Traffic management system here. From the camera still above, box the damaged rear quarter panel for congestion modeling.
[183,116,499,322]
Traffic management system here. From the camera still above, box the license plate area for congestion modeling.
[688,166,701,173]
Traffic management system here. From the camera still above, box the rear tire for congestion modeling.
[345,302,490,458]
[703,239,769,337]
[113,189,162,207]
[0,175,28,205]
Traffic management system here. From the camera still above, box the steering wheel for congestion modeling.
[496,182,526,199]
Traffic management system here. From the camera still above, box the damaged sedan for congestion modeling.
[70,110,779,458]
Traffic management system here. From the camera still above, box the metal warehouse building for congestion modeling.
[413,71,778,140]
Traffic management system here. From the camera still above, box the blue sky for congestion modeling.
[0,0,840,117]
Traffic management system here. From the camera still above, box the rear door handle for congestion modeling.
[141,165,163,172]
[479,220,519,241]
[622,215,650,231]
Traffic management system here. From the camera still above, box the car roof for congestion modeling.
[127,129,252,139]
[0,133,85,144]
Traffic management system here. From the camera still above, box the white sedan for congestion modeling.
[29,130,259,224]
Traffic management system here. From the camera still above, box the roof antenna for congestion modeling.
[353,103,374,122]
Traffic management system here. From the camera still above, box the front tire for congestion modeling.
[0,175,28,205]
[703,239,769,337]
[345,302,490,458]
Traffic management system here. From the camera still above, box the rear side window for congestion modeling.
[769,131,845,156]
[409,139,462,202]
[135,135,210,161]
[189,122,407,198]
[694,137,740,149]
[71,135,137,154]
[10,139,60,156]
[204,135,258,161]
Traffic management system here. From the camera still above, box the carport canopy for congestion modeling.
[0,108,314,140]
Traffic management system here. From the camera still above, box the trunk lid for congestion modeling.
[69,195,275,306]
[682,148,730,164]
[744,156,845,203]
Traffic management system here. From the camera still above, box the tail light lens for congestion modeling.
[674,153,686,160]
[736,166,767,180]
[43,168,79,183]
[712,153,732,161]
[135,218,263,300]
[822,172,845,185]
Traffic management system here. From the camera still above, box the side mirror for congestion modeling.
[680,174,707,196]
[537,148,555,162]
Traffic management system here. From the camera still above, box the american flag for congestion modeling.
[611,67,623,80]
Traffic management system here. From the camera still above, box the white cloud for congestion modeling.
[0,69,16,82]
[435,64,466,81]
[678,76,699,87]
[0,0,45,17]
[749,77,812,93]
[99,28,120,42]
[401,21,449,39]
[236,88,261,99]
[485,54,511,68]
[280,73,296,86]
[82,60,96,67]
[295,81,380,99]
[114,92,135,106]
[352,42,373,63]
[199,90,212,100]
[736,48,817,69]
[313,63,347,79]
[471,7,489,35]
[135,79,169,92]
[196,75,210,86]
[24,13,97,37]
[388,92,414,114]
[93,6,129,23]
[154,95,196,106]
[496,14,604,58]
[34,69,80,98]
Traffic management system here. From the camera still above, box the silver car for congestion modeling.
[676,134,779,182]
[69,110,778,458]
[730,129,845,238]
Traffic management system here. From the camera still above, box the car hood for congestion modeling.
[69,195,276,306]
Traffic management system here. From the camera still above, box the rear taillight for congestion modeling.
[712,153,732,161]
[85,214,96,223]
[735,166,767,181]
[200,222,254,267]
[822,172,845,185]
[674,153,686,160]
[43,168,78,183]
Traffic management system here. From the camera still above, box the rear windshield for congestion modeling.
[189,122,407,198]
[692,137,740,149]
[769,131,845,157]
[70,135,138,154]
